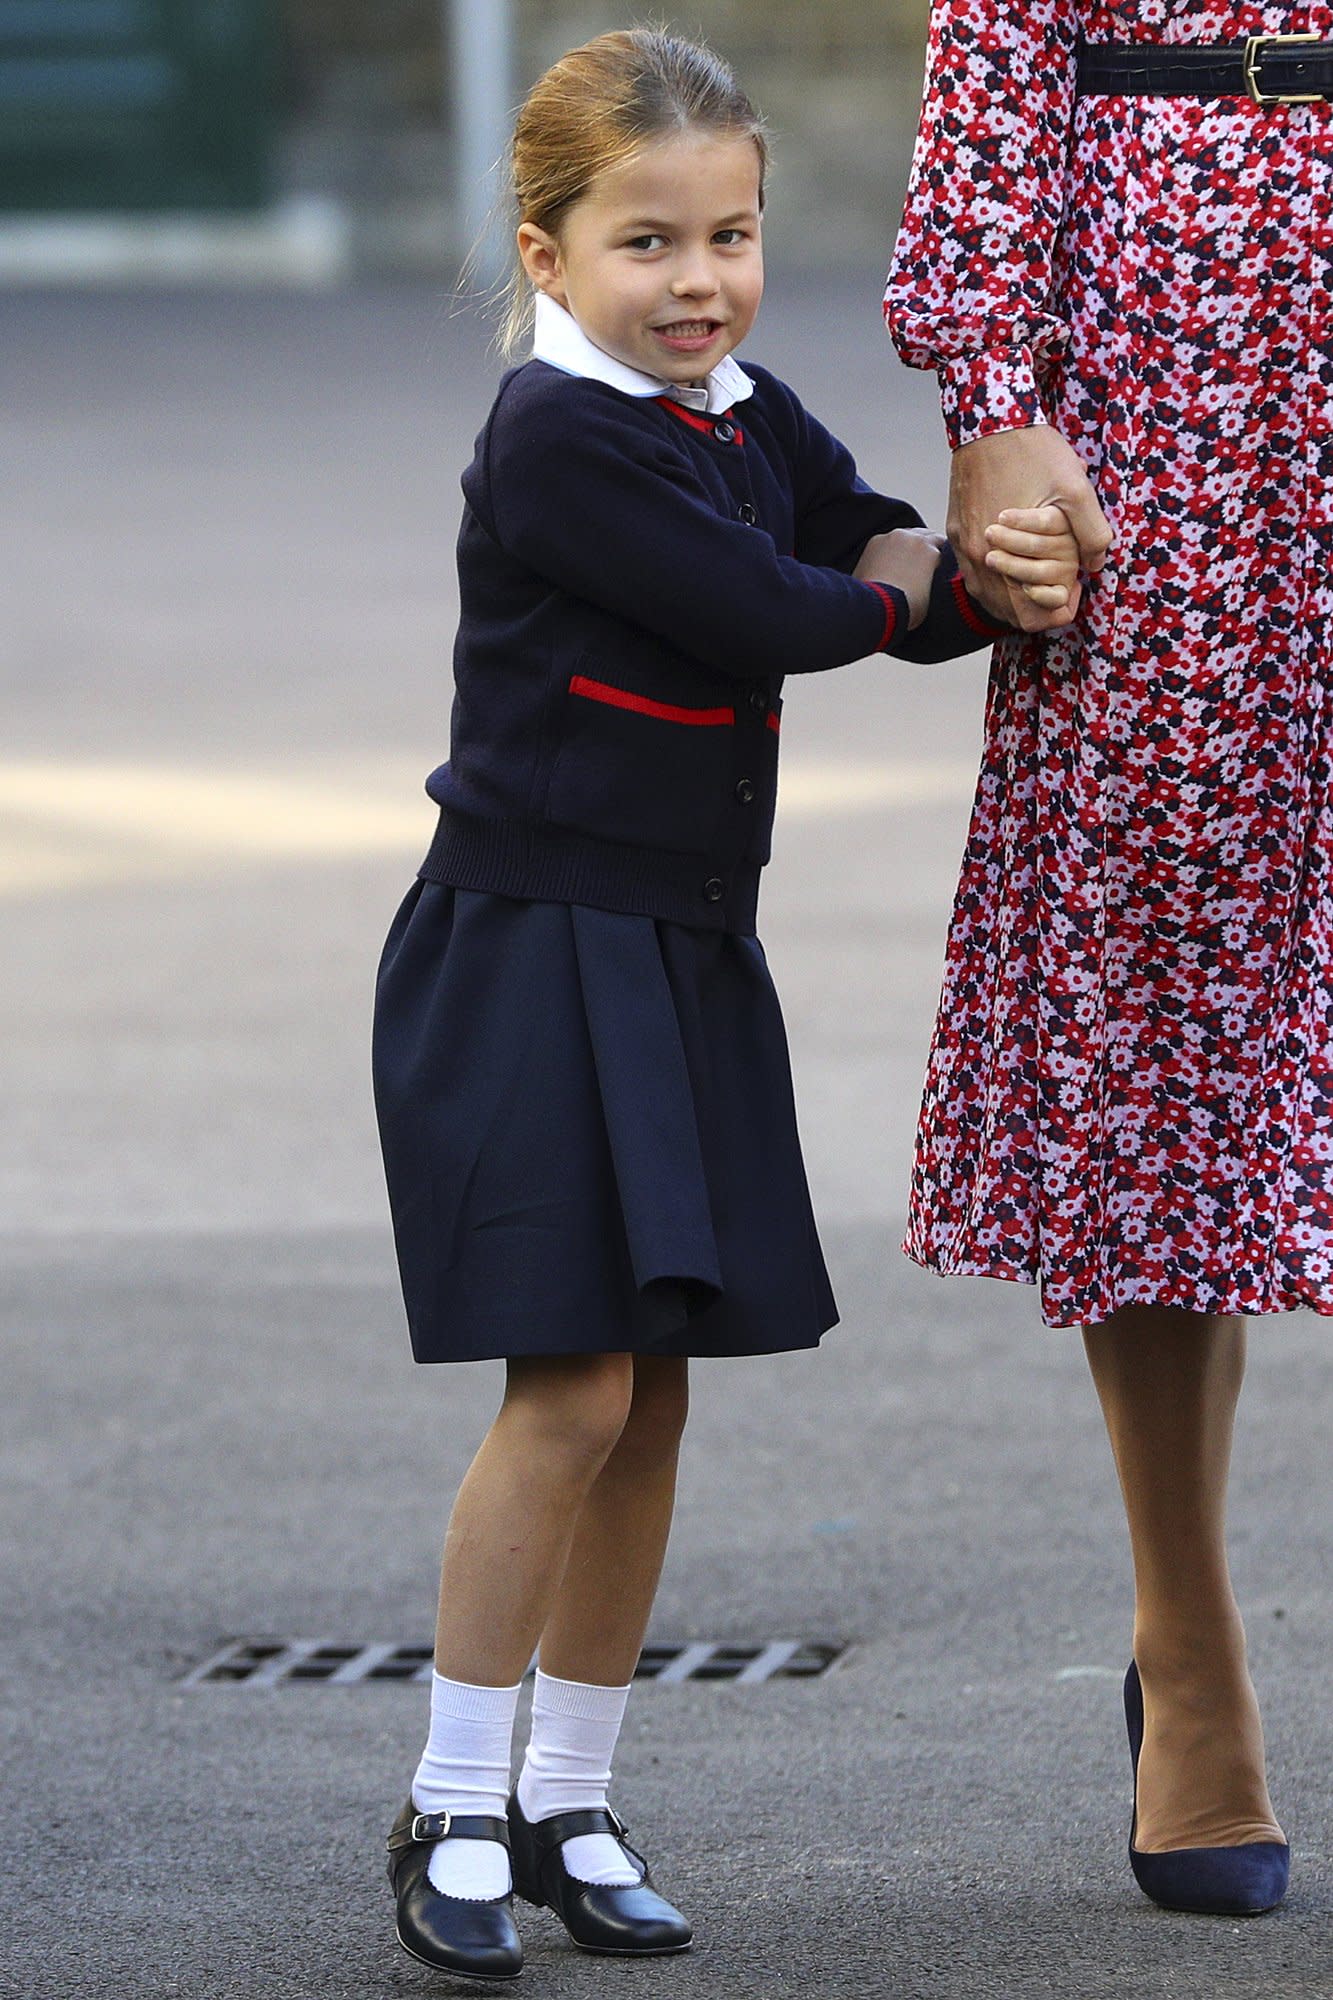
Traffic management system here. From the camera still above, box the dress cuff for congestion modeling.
[939,347,1049,453]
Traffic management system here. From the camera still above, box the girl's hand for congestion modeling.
[983,504,1082,622]
[948,424,1113,632]
[853,525,944,630]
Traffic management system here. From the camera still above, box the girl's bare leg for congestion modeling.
[433,1351,636,1685]
[538,1355,690,1683]
[1083,1307,1284,1851]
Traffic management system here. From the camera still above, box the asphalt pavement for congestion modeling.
[3,277,1330,2000]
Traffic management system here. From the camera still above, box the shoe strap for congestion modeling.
[528,1805,643,1874]
[387,1808,511,1854]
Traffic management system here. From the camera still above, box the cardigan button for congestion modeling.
[747,688,767,713]
[702,877,725,903]
[738,501,758,524]
[713,420,736,444]
[735,778,755,804]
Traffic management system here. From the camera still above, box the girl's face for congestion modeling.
[518,130,764,386]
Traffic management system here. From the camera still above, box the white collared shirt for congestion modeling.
[531,293,753,416]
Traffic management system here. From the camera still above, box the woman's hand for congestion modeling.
[948,425,1113,632]
[853,525,946,629]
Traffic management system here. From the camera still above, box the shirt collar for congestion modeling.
[531,293,753,416]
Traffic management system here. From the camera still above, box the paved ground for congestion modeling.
[2,279,1330,2000]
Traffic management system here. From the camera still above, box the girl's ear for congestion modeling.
[517,223,564,300]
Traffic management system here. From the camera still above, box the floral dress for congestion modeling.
[886,1,1333,1326]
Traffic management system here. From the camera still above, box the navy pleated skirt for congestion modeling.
[372,884,837,1362]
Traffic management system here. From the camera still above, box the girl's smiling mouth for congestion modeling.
[651,319,724,352]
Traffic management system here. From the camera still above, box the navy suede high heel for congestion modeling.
[1124,1661,1289,1916]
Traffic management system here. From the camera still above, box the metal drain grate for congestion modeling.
[181,1638,844,1688]
[634,1641,840,1683]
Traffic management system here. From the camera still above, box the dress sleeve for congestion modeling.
[883,0,1081,450]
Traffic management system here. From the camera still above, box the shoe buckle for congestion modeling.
[604,1804,626,1839]
[410,1809,452,1843]
[1244,32,1322,106]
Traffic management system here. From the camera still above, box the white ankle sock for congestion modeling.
[516,1670,640,1887]
[412,1671,521,1899]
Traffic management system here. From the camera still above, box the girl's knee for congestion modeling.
[503,1352,635,1467]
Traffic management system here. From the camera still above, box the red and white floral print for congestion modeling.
[887,2,1333,1326]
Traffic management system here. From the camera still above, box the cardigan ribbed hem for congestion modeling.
[418,808,762,936]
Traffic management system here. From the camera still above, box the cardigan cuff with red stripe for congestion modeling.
[883,542,1010,663]
[863,580,909,651]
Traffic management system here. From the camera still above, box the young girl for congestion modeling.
[374,27,1078,1982]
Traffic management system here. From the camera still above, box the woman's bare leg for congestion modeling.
[432,1351,636,1685]
[1083,1307,1283,1851]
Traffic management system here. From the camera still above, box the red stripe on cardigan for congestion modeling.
[767,709,780,735]
[863,580,900,650]
[950,568,1005,639]
[569,675,735,727]
[656,398,745,445]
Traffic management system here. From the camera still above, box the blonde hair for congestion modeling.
[501,28,768,356]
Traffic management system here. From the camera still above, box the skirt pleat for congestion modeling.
[372,884,837,1362]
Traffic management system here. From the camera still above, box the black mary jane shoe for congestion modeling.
[386,1799,524,1981]
[507,1795,692,1956]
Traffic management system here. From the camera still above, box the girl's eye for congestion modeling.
[713,229,746,246]
[625,234,667,252]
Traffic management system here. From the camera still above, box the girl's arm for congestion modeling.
[479,381,918,679]
[779,380,1010,655]
[872,537,1010,662]
[883,0,1080,453]
[776,373,926,571]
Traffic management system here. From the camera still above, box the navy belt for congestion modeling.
[1076,34,1333,106]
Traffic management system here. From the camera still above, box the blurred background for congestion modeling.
[0,0,931,279]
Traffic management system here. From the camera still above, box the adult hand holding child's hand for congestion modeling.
[949,424,1112,631]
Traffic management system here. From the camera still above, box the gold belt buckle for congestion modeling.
[1243,31,1322,105]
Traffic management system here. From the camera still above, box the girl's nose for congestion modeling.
[670,257,719,299]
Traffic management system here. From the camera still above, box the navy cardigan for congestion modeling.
[421,358,1004,934]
